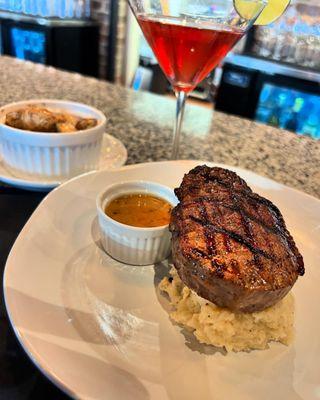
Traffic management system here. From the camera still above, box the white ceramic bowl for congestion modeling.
[0,99,106,179]
[96,180,178,265]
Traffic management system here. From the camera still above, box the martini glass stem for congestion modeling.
[171,90,187,160]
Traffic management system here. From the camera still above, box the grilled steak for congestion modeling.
[170,165,304,312]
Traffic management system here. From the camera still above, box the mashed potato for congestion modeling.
[159,268,294,352]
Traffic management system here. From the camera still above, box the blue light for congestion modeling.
[10,27,46,64]
[255,83,320,139]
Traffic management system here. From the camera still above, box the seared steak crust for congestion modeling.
[170,165,304,312]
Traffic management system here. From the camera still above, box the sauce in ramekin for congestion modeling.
[105,193,172,228]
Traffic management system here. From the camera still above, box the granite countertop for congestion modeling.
[0,56,319,198]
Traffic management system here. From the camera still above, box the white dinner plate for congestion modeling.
[4,161,320,400]
[0,134,127,191]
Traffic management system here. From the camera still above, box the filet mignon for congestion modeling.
[170,165,304,312]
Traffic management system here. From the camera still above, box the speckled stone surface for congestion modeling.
[0,56,319,198]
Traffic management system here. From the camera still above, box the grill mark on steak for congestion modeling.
[190,247,208,259]
[211,258,226,278]
[199,199,223,275]
[194,167,288,220]
[196,199,228,277]
[189,215,275,262]
[200,199,217,257]
[213,201,232,254]
[180,195,301,272]
[181,193,301,269]
[221,226,232,254]
[248,197,276,265]
[230,187,262,268]
[204,201,230,277]
[184,196,281,237]
[178,165,293,226]
[196,166,250,192]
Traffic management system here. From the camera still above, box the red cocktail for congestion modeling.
[137,16,244,93]
[128,0,267,159]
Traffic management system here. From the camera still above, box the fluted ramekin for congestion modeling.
[96,181,178,265]
[0,99,106,180]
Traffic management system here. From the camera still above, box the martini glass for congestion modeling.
[128,0,268,159]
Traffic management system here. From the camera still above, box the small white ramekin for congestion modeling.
[96,181,178,265]
[0,99,106,180]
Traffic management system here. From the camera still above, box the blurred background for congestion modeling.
[0,0,319,139]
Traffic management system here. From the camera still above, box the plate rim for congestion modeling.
[3,160,320,398]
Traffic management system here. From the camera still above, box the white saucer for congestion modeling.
[0,134,127,191]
